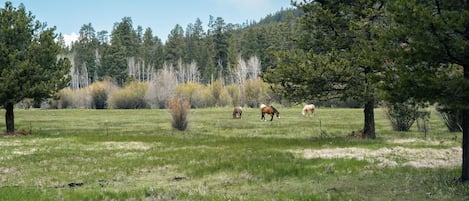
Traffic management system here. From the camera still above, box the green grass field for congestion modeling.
[0,107,467,200]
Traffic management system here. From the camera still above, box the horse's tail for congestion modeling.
[302,109,305,116]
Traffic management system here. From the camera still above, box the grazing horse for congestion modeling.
[302,104,316,117]
[233,106,243,119]
[261,105,280,121]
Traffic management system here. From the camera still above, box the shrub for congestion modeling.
[16,98,34,109]
[57,89,74,108]
[109,82,149,109]
[190,84,214,108]
[176,82,219,108]
[383,101,428,132]
[167,97,190,131]
[436,104,462,132]
[226,84,241,106]
[210,79,224,106]
[176,82,199,100]
[145,67,178,108]
[57,88,90,108]
[243,79,270,108]
[91,88,107,109]
[89,80,118,109]
[416,110,431,134]
[218,88,232,107]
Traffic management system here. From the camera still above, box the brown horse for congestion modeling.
[261,105,280,121]
[233,106,243,119]
[302,104,315,117]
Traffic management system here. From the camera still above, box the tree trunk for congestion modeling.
[462,109,469,181]
[5,102,15,134]
[461,65,469,181]
[363,100,376,139]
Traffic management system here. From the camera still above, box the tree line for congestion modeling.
[60,9,302,87]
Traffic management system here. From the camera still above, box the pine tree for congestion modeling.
[263,0,386,138]
[0,2,70,133]
[385,0,469,181]
[165,24,186,66]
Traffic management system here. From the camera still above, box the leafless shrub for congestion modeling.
[167,97,190,131]
[145,64,178,108]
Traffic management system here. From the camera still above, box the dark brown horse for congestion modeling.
[233,106,243,119]
[261,105,280,121]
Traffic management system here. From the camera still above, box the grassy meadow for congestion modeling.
[0,106,467,200]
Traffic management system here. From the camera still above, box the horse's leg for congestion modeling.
[270,114,274,121]
[261,112,264,121]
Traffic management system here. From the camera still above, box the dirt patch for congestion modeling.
[299,146,461,168]
[3,130,30,137]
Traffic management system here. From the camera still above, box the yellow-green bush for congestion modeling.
[191,85,215,108]
[243,79,270,107]
[57,88,90,108]
[57,80,118,109]
[217,88,232,107]
[176,82,200,100]
[89,80,118,109]
[226,84,241,106]
[176,82,215,108]
[109,82,149,109]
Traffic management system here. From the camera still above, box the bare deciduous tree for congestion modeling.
[128,56,154,82]
[145,63,178,108]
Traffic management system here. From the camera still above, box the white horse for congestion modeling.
[302,104,315,117]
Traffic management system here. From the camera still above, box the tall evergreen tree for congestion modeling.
[209,16,230,79]
[73,23,99,82]
[141,28,156,67]
[0,2,70,133]
[111,17,139,57]
[263,0,385,138]
[100,17,139,85]
[165,24,186,65]
[384,0,469,181]
[185,18,205,64]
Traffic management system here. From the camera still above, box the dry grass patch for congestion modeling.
[299,146,461,168]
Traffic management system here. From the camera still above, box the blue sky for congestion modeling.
[7,0,294,45]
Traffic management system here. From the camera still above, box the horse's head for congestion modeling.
[271,106,280,118]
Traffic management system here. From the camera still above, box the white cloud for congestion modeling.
[62,32,79,47]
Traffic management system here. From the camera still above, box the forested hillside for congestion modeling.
[61,8,302,88]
